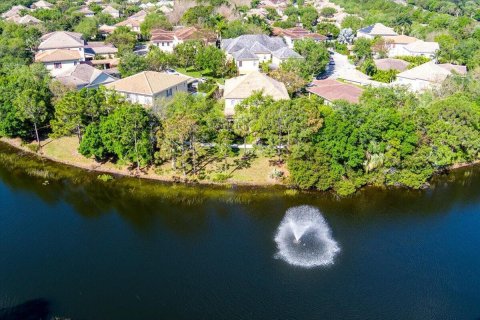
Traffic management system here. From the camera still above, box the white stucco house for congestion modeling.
[357,23,398,39]
[223,71,290,116]
[150,27,216,53]
[105,71,190,106]
[55,64,117,89]
[37,31,86,60]
[35,49,82,76]
[395,61,467,91]
[221,34,302,74]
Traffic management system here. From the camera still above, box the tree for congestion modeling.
[341,16,363,32]
[51,90,88,142]
[106,26,137,53]
[269,69,307,96]
[292,38,330,78]
[173,41,203,68]
[74,18,98,40]
[14,89,48,148]
[337,28,354,44]
[353,37,373,63]
[195,45,227,77]
[320,7,337,18]
[146,46,176,72]
[317,22,340,37]
[140,13,172,38]
[81,104,156,168]
[118,52,147,77]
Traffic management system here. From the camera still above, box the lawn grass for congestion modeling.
[176,67,225,84]
[28,136,286,186]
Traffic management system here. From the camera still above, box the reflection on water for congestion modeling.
[2,141,480,320]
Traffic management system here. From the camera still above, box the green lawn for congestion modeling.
[176,67,225,84]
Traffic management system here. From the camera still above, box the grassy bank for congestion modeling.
[1,136,287,187]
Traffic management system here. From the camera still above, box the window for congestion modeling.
[166,88,173,97]
[238,61,242,67]
[54,62,62,69]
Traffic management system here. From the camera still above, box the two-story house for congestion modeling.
[105,71,190,106]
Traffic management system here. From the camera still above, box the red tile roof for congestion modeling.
[307,79,363,104]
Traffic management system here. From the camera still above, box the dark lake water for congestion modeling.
[1,143,480,319]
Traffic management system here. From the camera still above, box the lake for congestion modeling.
[1,142,480,319]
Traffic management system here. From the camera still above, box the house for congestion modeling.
[374,58,409,72]
[1,5,29,19]
[102,5,120,18]
[105,71,190,106]
[223,71,290,116]
[99,24,116,37]
[6,14,42,25]
[55,64,117,89]
[395,61,467,91]
[77,6,95,18]
[150,27,217,53]
[383,35,418,57]
[357,23,397,39]
[222,35,301,74]
[31,0,53,10]
[38,31,86,61]
[271,47,303,66]
[35,50,82,76]
[114,10,147,33]
[273,27,327,48]
[84,42,118,60]
[307,79,364,104]
[402,40,439,58]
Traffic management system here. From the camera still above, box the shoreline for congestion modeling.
[0,137,286,188]
[1,137,480,193]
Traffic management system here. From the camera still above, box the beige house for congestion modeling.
[31,0,53,10]
[38,31,86,60]
[150,27,216,53]
[105,71,190,106]
[6,14,42,25]
[223,71,290,116]
[357,23,397,39]
[395,61,467,91]
[35,50,82,76]
[114,10,147,33]
[102,5,120,18]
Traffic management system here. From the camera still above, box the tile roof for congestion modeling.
[35,49,81,62]
[272,47,303,59]
[32,1,53,8]
[358,23,397,36]
[404,40,439,54]
[374,58,409,71]
[397,61,467,82]
[105,71,190,95]
[222,35,287,55]
[39,31,84,50]
[224,71,289,100]
[232,48,259,60]
[7,14,42,24]
[55,64,116,88]
[84,42,118,55]
[1,5,29,18]
[307,79,363,104]
[102,5,119,14]
[383,35,418,44]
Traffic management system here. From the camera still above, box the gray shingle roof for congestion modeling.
[232,48,259,61]
[222,34,287,55]
[272,47,303,59]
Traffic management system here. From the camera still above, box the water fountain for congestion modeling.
[274,205,340,268]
